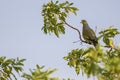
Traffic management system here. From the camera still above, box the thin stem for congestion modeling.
[64,21,88,44]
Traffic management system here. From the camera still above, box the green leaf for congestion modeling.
[54,27,59,37]
[69,3,73,6]
[55,1,59,4]
[58,25,65,34]
[0,56,6,64]
[42,26,48,34]
[0,57,25,80]
[103,36,110,45]
[19,59,26,63]
[99,26,120,38]
[75,65,80,75]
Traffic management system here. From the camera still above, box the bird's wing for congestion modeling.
[88,28,97,39]
[83,27,97,42]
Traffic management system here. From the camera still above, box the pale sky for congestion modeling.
[0,0,120,80]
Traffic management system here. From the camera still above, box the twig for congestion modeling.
[95,26,97,33]
[104,45,112,48]
[73,40,80,43]
[64,21,88,44]
[104,45,113,56]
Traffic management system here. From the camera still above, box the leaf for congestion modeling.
[69,7,78,15]
[4,59,14,65]
[55,1,59,4]
[69,3,73,6]
[11,72,17,80]
[103,36,110,45]
[3,66,12,74]
[59,25,65,34]
[93,52,98,61]
[13,66,23,73]
[75,65,80,75]
[0,56,6,64]
[59,16,65,21]
[54,27,59,37]
[68,59,77,67]
[99,27,120,39]
[109,39,114,48]
[19,59,26,62]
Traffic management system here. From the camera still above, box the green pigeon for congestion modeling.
[81,20,98,46]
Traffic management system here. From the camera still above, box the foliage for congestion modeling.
[22,65,73,80]
[0,57,73,80]
[64,27,120,80]
[42,0,120,80]
[0,56,26,80]
[22,65,58,80]
[1,0,120,80]
[42,0,78,37]
[98,26,120,47]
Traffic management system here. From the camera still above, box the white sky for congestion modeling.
[0,0,120,80]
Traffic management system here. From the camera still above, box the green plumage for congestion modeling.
[81,20,98,46]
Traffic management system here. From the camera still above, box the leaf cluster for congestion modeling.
[22,65,58,80]
[41,1,120,80]
[99,26,120,47]
[42,0,78,37]
[64,46,103,76]
[0,56,26,80]
[64,27,120,80]
[22,65,73,80]
[0,56,73,80]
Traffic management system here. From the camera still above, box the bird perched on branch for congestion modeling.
[81,20,98,46]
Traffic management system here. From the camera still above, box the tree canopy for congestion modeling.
[41,1,120,80]
[0,0,120,80]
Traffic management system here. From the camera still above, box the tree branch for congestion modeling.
[64,21,88,44]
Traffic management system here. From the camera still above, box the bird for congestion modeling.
[81,20,98,46]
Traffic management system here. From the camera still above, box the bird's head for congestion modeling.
[80,20,88,25]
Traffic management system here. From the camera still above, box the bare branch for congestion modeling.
[73,40,80,43]
[64,21,88,44]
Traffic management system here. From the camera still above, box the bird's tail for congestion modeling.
[88,38,98,47]
[93,41,98,46]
